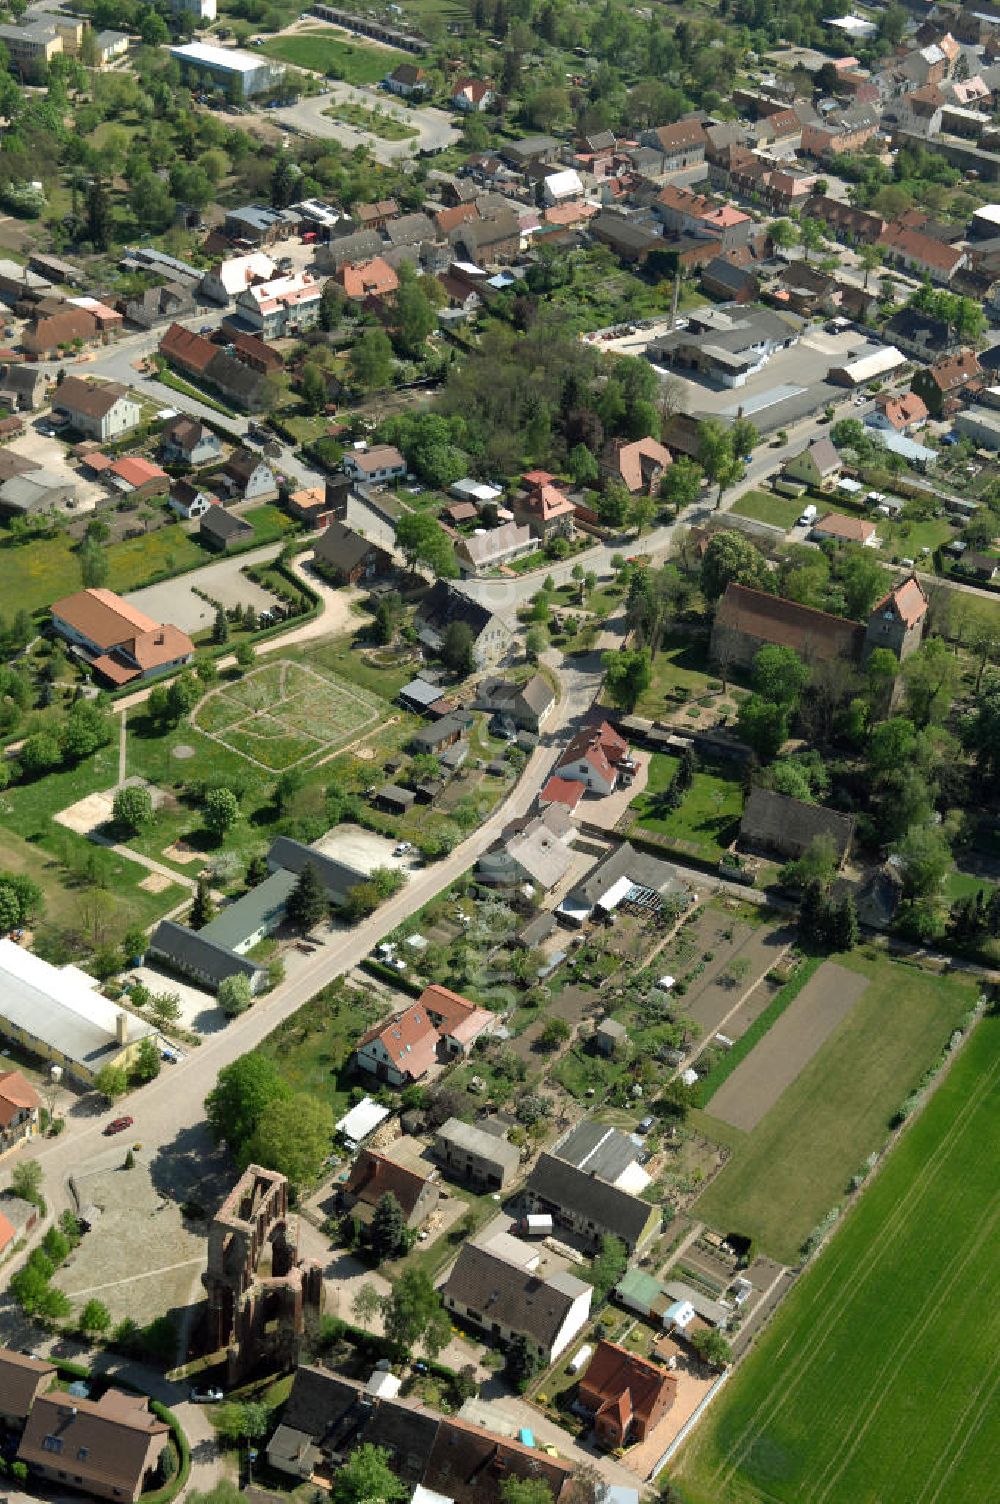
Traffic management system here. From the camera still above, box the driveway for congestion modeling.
[125,543,284,633]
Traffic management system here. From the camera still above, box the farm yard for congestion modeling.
[690,951,978,1263]
[674,1011,1000,1504]
[192,659,384,771]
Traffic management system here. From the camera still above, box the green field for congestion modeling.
[730,490,802,530]
[261,29,409,84]
[675,1011,1000,1504]
[691,951,976,1262]
[0,527,207,618]
[631,752,744,861]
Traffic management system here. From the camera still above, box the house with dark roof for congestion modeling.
[267,836,368,910]
[160,415,222,467]
[701,256,760,303]
[442,1242,593,1363]
[553,1119,650,1192]
[0,362,46,410]
[341,1148,439,1231]
[385,61,427,96]
[740,787,855,865]
[783,436,842,489]
[148,919,269,995]
[0,1348,55,1428]
[18,1387,169,1502]
[415,580,513,668]
[578,1341,678,1448]
[639,118,707,170]
[54,378,139,442]
[522,1151,660,1253]
[123,281,196,329]
[884,307,960,360]
[220,449,277,502]
[200,505,254,552]
[312,521,393,584]
[169,479,218,520]
[590,211,664,266]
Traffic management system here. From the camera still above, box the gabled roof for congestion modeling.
[267,836,367,906]
[579,1340,677,1430]
[355,1001,440,1080]
[343,1148,435,1220]
[313,519,388,572]
[613,436,672,492]
[524,1151,656,1248]
[149,919,267,989]
[109,456,167,489]
[18,1388,168,1496]
[799,436,841,475]
[741,787,855,861]
[539,774,585,812]
[51,587,158,649]
[160,321,216,374]
[879,223,966,273]
[651,119,707,153]
[0,1349,55,1423]
[875,392,929,429]
[435,1117,520,1172]
[201,506,252,540]
[872,573,927,627]
[442,1242,590,1349]
[926,349,982,391]
[416,580,503,642]
[715,583,865,662]
[0,1069,40,1125]
[56,376,131,420]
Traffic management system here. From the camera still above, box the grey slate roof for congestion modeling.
[553,1119,643,1185]
[442,1242,588,1350]
[435,1117,520,1173]
[148,920,267,990]
[199,868,297,952]
[740,787,855,861]
[200,506,253,542]
[267,836,367,907]
[569,841,687,909]
[415,580,500,644]
[524,1150,656,1250]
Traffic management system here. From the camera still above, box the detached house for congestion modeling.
[456,519,533,576]
[0,1068,40,1156]
[54,377,139,441]
[604,436,672,495]
[168,478,218,520]
[452,77,493,111]
[867,392,929,434]
[160,415,222,467]
[640,119,707,172]
[512,470,576,540]
[523,1150,660,1254]
[783,436,842,490]
[385,62,428,97]
[415,581,514,668]
[912,349,983,416]
[18,1388,169,1502]
[555,720,629,796]
[473,672,556,732]
[220,449,278,502]
[0,1349,55,1429]
[578,1341,678,1449]
[312,520,393,584]
[354,984,492,1086]
[341,1149,439,1233]
[342,444,406,485]
[442,1242,592,1366]
[433,1117,520,1191]
[51,588,193,687]
[235,269,322,338]
[336,256,400,300]
[740,786,855,865]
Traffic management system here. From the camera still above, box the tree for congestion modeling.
[11,1159,42,1204]
[839,548,887,619]
[752,644,809,709]
[799,217,826,262]
[859,242,884,290]
[94,1065,127,1101]
[769,219,798,251]
[502,1480,553,1504]
[132,1038,161,1085]
[630,492,657,536]
[382,1267,451,1356]
[690,1327,732,1369]
[286,861,328,933]
[901,638,959,727]
[218,973,253,1018]
[538,1016,570,1051]
[300,362,326,415]
[332,1445,407,1504]
[212,607,229,646]
[894,824,950,902]
[729,416,759,463]
[61,701,112,764]
[112,784,153,834]
[597,478,631,529]
[661,456,702,510]
[396,510,457,578]
[590,1234,627,1301]
[352,1282,384,1325]
[79,1298,111,1335]
[205,1051,289,1153]
[701,530,769,602]
[779,833,839,893]
[371,1191,410,1261]
[505,1332,543,1390]
[737,695,789,760]
[441,620,476,676]
[18,730,62,778]
[213,1401,270,1444]
[394,263,436,357]
[602,647,651,712]
[698,419,741,505]
[204,787,239,841]
[129,172,174,233]
[150,992,181,1029]
[348,329,394,393]
[235,641,255,671]
[189,876,215,931]
[568,443,599,486]
[245,1093,335,1189]
[525,625,546,662]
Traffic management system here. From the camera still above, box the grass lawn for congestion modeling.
[0,525,207,619]
[879,515,955,560]
[261,30,409,84]
[675,1011,1000,1504]
[631,630,726,718]
[324,100,417,139]
[254,977,387,1124]
[631,752,744,862]
[244,504,297,542]
[730,491,801,530]
[690,951,977,1263]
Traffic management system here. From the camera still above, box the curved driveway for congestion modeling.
[273,83,459,163]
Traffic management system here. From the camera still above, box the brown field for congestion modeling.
[708,961,869,1131]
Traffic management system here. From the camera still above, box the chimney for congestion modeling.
[116,1012,128,1047]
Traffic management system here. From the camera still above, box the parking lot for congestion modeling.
[125,542,283,633]
[313,822,414,875]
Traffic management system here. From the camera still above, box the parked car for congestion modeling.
[189,1387,224,1404]
[104,1116,133,1136]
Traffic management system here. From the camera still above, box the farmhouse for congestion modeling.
[710,578,927,671]
[341,1149,440,1232]
[50,588,194,686]
[739,787,855,865]
[433,1117,520,1191]
[415,581,514,667]
[522,1151,660,1253]
[441,1242,592,1364]
[578,1341,678,1448]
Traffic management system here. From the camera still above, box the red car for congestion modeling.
[104,1116,134,1136]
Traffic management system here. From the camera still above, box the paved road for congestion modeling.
[273,82,459,163]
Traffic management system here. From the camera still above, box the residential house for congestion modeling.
[53,378,139,441]
[541,169,584,207]
[740,787,855,864]
[50,588,193,687]
[315,229,384,272]
[17,1388,169,1502]
[783,437,842,489]
[168,478,218,520]
[285,485,334,529]
[801,108,878,156]
[802,195,885,245]
[884,307,961,361]
[0,415,22,442]
[442,1242,593,1365]
[355,199,400,232]
[123,281,196,329]
[223,205,295,246]
[336,257,400,300]
[22,305,100,358]
[342,444,406,485]
[312,520,393,584]
[451,77,493,111]
[476,806,575,891]
[511,470,576,540]
[415,580,514,667]
[639,119,707,172]
[456,520,534,576]
[538,774,585,816]
[655,185,753,251]
[354,984,492,1085]
[604,436,672,495]
[200,251,277,304]
[433,1118,520,1191]
[710,577,927,671]
[578,1342,677,1449]
[159,324,269,412]
[235,270,322,338]
[385,62,427,96]
[220,449,277,502]
[912,349,983,416]
[771,262,838,317]
[867,392,929,434]
[701,256,760,303]
[555,720,629,796]
[589,211,664,266]
[0,1348,55,1427]
[449,212,521,266]
[898,82,945,137]
[341,1149,439,1232]
[0,363,46,410]
[473,672,556,732]
[160,415,222,467]
[522,1151,660,1254]
[217,327,285,376]
[200,506,253,552]
[556,842,688,927]
[499,136,561,168]
[879,224,967,284]
[0,1068,40,1156]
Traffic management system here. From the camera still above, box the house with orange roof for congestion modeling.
[336,257,400,301]
[513,471,576,540]
[341,1148,439,1231]
[50,588,194,687]
[0,1068,40,1156]
[603,436,672,496]
[878,223,967,285]
[106,455,168,499]
[555,721,629,796]
[577,1340,678,1448]
[538,774,585,815]
[812,512,880,547]
[867,391,928,435]
[286,484,333,529]
[354,984,492,1086]
[451,76,493,111]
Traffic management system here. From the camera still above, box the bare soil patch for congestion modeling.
[139,872,172,893]
[709,961,869,1132]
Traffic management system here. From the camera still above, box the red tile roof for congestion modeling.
[815,512,878,544]
[0,1069,40,1127]
[539,775,585,811]
[579,1340,678,1440]
[873,574,927,628]
[879,224,966,274]
[715,583,865,662]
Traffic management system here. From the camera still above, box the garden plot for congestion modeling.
[708,962,869,1131]
[192,659,383,771]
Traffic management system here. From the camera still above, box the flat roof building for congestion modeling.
[169,41,282,98]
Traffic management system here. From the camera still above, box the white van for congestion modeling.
[797,504,818,526]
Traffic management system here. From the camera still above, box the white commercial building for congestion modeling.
[169,41,281,98]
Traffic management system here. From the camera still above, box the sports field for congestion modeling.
[261,29,409,84]
[192,659,382,771]
[675,1011,1000,1504]
[691,952,975,1262]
